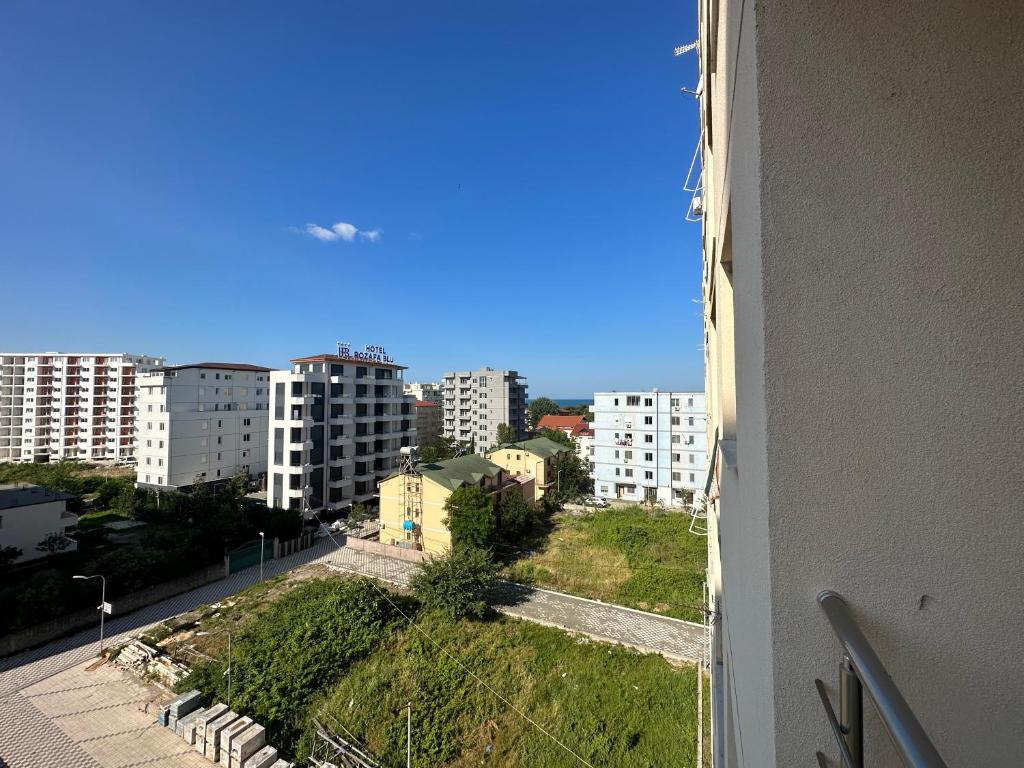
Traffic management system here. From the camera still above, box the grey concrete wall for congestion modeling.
[0,561,227,657]
[754,2,1024,765]
[343,535,432,563]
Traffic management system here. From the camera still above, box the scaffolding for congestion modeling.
[308,718,382,768]
[399,446,423,550]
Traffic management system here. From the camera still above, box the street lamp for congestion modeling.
[73,574,106,656]
[196,630,232,710]
[258,531,265,581]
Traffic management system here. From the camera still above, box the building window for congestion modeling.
[625,468,633,478]
[645,452,653,461]
[689,473,695,482]
[688,417,694,426]
[644,416,653,425]
[644,398,653,407]
[200,373,206,379]
[615,468,620,476]
[624,450,632,459]
[688,397,694,406]
[644,471,653,480]
[673,453,681,462]
[613,398,619,406]
[672,472,681,481]
[672,416,680,426]
[626,396,640,406]
[689,454,695,464]
[644,435,653,444]
[672,435,680,444]
[614,450,619,459]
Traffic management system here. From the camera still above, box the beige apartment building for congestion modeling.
[698,2,1023,767]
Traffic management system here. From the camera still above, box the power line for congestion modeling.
[309,510,597,768]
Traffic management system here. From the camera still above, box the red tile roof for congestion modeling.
[537,414,591,436]
[415,400,439,408]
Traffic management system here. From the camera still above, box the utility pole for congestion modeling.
[258,531,265,581]
[73,574,106,655]
[402,702,412,768]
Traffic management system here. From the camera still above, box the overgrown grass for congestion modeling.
[305,612,701,768]
[502,506,708,622]
[173,575,703,767]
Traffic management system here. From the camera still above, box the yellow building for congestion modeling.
[377,454,533,555]
[485,436,571,503]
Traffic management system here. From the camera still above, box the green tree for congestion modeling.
[417,435,460,464]
[35,532,72,554]
[0,545,22,572]
[539,427,574,448]
[409,546,499,620]
[527,397,561,430]
[496,490,535,542]
[442,486,495,552]
[495,423,517,445]
[113,482,141,519]
[550,448,591,503]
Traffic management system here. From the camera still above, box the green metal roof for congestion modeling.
[418,454,504,492]
[488,436,571,460]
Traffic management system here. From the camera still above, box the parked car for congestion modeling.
[583,495,610,508]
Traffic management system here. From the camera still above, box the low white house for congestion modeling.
[0,484,77,563]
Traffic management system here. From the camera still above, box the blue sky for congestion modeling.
[0,1,703,398]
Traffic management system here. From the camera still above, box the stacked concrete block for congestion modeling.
[242,745,278,768]
[166,689,202,730]
[194,703,229,756]
[269,761,293,768]
[205,710,241,761]
[218,716,254,766]
[230,724,266,768]
[176,707,207,746]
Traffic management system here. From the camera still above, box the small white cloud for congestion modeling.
[300,220,380,244]
[331,222,358,241]
[305,224,340,241]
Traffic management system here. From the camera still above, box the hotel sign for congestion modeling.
[336,341,395,365]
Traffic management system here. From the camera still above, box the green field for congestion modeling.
[171,575,709,767]
[501,506,708,622]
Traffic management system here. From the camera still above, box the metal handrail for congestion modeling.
[816,590,949,768]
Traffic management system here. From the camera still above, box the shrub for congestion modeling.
[409,547,499,620]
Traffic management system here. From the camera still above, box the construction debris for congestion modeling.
[115,639,190,687]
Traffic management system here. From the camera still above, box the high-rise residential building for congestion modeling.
[0,484,77,563]
[268,352,416,516]
[134,363,272,490]
[441,367,527,454]
[697,4,1021,767]
[590,391,706,505]
[0,352,164,464]
[403,381,442,406]
[413,400,442,445]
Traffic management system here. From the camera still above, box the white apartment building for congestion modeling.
[134,363,271,490]
[268,351,417,516]
[403,381,442,406]
[590,391,707,505]
[441,367,527,453]
[0,484,77,563]
[0,352,164,464]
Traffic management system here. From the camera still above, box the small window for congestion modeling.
[644,398,653,407]
[689,473,695,482]
[644,471,653,480]
[625,468,633,478]
[645,452,653,461]
[644,416,653,425]
[644,435,653,444]
[689,454,695,464]
[672,471,681,481]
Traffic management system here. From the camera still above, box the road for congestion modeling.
[0,538,706,767]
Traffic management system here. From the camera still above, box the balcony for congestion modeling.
[289,439,314,451]
[329,412,354,426]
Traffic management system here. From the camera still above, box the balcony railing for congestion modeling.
[815,591,948,768]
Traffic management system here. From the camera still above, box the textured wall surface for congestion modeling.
[755,2,1024,764]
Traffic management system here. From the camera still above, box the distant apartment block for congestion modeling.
[0,352,164,464]
[403,381,442,406]
[590,391,707,505]
[441,367,527,453]
[268,352,416,516]
[134,363,272,490]
[414,400,442,445]
[0,484,77,563]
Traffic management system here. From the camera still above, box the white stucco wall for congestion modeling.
[706,1,1024,765]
